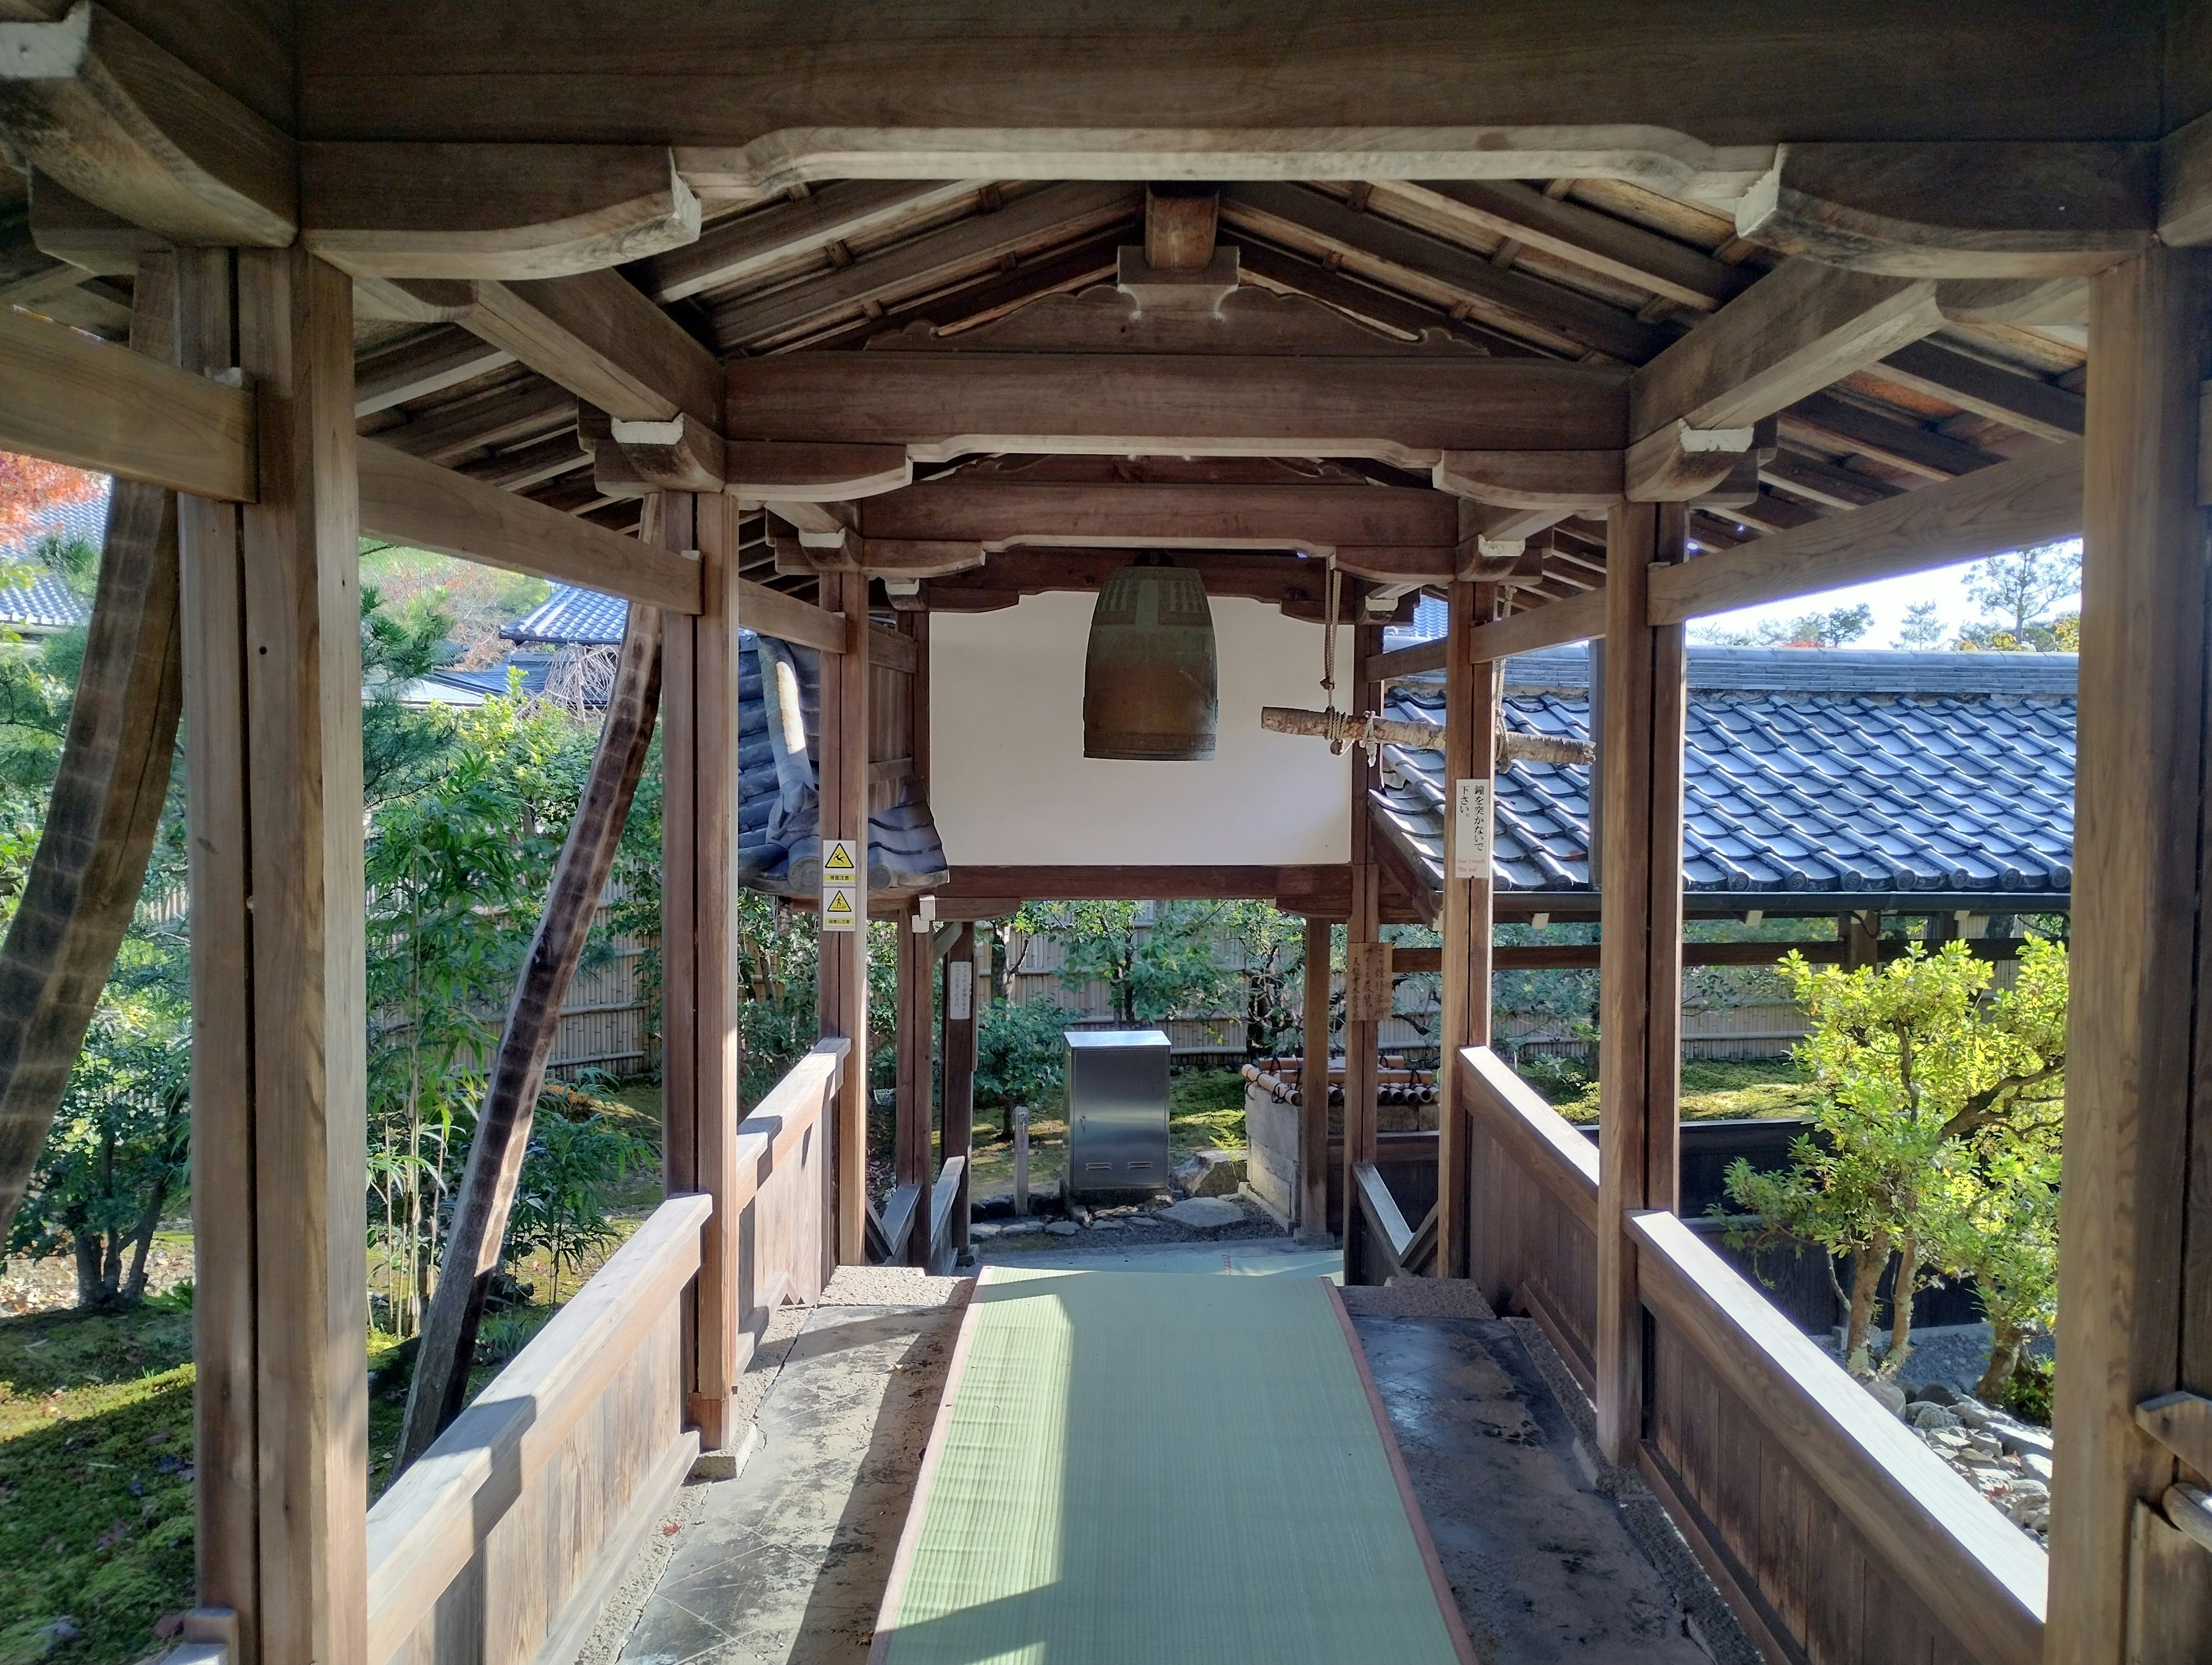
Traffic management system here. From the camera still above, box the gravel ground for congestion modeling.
[0,1241,194,1316]
[972,1190,1290,1250]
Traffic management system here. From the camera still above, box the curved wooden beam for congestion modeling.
[395,607,663,1471]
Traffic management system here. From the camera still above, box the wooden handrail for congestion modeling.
[731,1037,846,1217]
[1354,1162,1416,1268]
[1456,1045,1599,1227]
[876,1183,922,1263]
[929,1155,967,1254]
[1628,1211,2046,1665]
[365,1193,711,1665]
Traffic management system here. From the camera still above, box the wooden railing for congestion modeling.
[1457,1044,2047,1665]
[365,1195,708,1665]
[1631,1212,2046,1665]
[1458,1045,1600,1389]
[363,1041,843,1665]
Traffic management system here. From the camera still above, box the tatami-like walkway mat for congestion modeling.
[870,1266,1475,1665]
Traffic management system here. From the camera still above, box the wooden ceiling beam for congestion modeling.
[711,180,1140,347]
[1757,452,1906,510]
[1629,258,1944,441]
[1233,239,1546,356]
[637,179,994,303]
[1220,182,1669,362]
[373,378,577,468]
[919,548,1336,612]
[354,326,517,417]
[1736,142,2154,276]
[1391,179,1753,313]
[296,5,2159,179]
[857,480,1458,549]
[726,351,1627,460]
[1649,438,2083,625]
[1779,390,2008,481]
[2163,109,2212,246]
[302,143,701,279]
[358,439,702,613]
[1865,339,2085,442]
[795,227,1125,351]
[0,299,255,498]
[1145,184,1220,271]
[427,269,721,426]
[0,3,294,246]
[456,430,590,494]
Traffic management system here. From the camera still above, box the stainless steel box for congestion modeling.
[1063,1029,1171,1196]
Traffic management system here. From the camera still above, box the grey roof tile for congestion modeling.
[1376,646,2074,904]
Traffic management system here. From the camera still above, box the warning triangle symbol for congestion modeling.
[825,890,854,919]
[824,844,856,875]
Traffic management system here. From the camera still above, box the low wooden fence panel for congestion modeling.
[365,1043,843,1665]
[1455,1044,2047,1665]
[1633,1212,2046,1665]
[1459,1045,1600,1390]
[365,1195,707,1665]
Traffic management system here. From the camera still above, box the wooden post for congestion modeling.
[657,491,742,1452]
[177,246,367,1665]
[1300,913,1332,1243]
[2046,244,2212,1665]
[1595,502,1688,1465]
[895,900,933,1263]
[1342,610,1384,1284]
[1840,908,1882,970]
[1436,580,1499,1279]
[941,921,977,1258]
[817,571,872,1263]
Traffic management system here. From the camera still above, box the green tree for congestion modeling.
[1893,601,1949,648]
[1014,899,1233,1025]
[1722,938,2067,1373]
[1698,603,1873,650]
[503,1099,652,1305]
[975,995,1078,1114]
[1964,540,2080,639]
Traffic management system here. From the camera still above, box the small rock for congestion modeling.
[1171,1150,1248,1198]
[1951,1399,1994,1430]
[1909,1402,1963,1432]
[1044,1220,1080,1237]
[1092,1219,1126,1231]
[1126,1214,1162,1228]
[2022,1452,2054,1482]
[1967,1431,2004,1458]
[38,1619,79,1656]
[998,1219,1045,1237]
[1911,1382,1960,1407]
[1161,1197,1244,1234]
[969,1223,1001,1241]
[1861,1378,1908,1416]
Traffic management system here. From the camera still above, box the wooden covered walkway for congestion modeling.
[0,6,2205,1665]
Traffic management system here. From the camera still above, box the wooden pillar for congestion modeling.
[1436,580,1499,1280]
[2046,244,2212,1665]
[895,901,933,1262]
[941,921,977,1258]
[1840,908,1881,970]
[1300,913,1332,1243]
[1342,612,1385,1284]
[1594,502,1688,1464]
[177,246,366,1665]
[817,572,872,1264]
[658,492,741,1451]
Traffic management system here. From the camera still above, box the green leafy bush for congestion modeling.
[976,998,1078,1113]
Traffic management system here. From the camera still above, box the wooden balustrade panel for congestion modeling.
[1646,1313,1991,1664]
[1459,1047,1599,1388]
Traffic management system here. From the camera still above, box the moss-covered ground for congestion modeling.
[1532,1056,1823,1124]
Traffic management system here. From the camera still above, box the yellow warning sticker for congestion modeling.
[821,840,861,932]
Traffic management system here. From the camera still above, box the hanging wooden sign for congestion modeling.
[1453,779,1493,880]
[1344,941,1391,1023]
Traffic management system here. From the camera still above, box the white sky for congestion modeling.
[1691,547,2082,649]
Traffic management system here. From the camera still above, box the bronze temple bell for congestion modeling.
[1082,556,1219,760]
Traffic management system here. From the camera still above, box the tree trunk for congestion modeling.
[120,1165,171,1305]
[1882,1234,1916,1376]
[1975,1323,2028,1403]
[1843,1228,1891,1367]
[0,268,186,1248]
[73,1222,102,1308]
[395,610,663,1473]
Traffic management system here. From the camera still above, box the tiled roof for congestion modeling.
[738,632,949,897]
[1372,646,2075,907]
[502,582,628,645]
[0,484,108,633]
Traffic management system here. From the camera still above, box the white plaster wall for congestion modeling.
[929,591,1351,866]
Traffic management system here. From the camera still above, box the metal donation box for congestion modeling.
[1063,1029,1171,1195]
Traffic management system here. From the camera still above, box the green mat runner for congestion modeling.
[872,1267,1473,1665]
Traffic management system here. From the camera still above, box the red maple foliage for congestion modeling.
[0,451,103,544]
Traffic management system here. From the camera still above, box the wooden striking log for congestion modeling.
[0,261,184,1247]
[1260,705,1593,766]
[395,605,663,1469]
